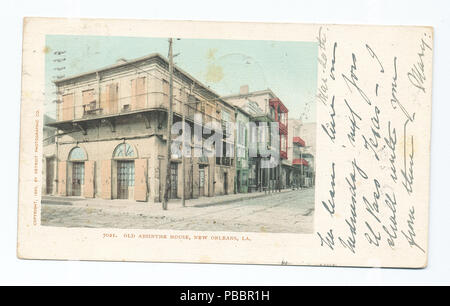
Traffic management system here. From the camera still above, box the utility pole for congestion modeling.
[181,86,186,207]
[299,120,303,190]
[234,109,237,195]
[162,38,174,210]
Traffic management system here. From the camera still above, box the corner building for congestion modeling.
[46,53,236,202]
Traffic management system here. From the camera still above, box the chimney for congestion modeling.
[239,85,249,95]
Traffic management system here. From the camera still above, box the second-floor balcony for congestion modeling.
[269,97,288,134]
[49,52,239,135]
[216,156,234,167]
[49,91,229,133]
[278,121,287,135]
[293,136,306,147]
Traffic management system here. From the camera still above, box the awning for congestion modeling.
[293,158,309,166]
[293,136,306,147]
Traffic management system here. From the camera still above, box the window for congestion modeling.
[205,103,213,116]
[131,77,146,110]
[242,171,247,183]
[113,143,136,159]
[198,155,209,164]
[171,140,182,159]
[179,88,188,103]
[68,147,87,161]
[249,124,257,143]
[82,89,97,115]
[221,109,230,122]
[199,168,205,188]
[281,134,286,150]
[82,89,95,107]
[162,79,169,104]
[279,112,285,125]
[270,107,275,120]
[238,122,246,146]
[258,124,269,143]
[170,163,178,198]
[216,141,234,166]
[248,163,257,186]
[237,146,246,159]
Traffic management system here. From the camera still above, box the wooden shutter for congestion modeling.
[136,77,146,109]
[103,83,118,115]
[205,165,209,196]
[84,161,95,198]
[130,77,146,110]
[62,94,74,121]
[58,161,67,196]
[101,160,112,199]
[109,83,118,114]
[134,159,147,201]
[101,86,108,114]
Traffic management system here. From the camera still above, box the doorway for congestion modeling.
[117,160,135,199]
[72,162,84,196]
[224,172,228,195]
[199,166,205,197]
[46,157,55,194]
[170,162,178,199]
[236,170,241,193]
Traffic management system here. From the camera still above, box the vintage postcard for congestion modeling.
[17,18,433,267]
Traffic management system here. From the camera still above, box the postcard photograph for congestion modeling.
[40,35,318,234]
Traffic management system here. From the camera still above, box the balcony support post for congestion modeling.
[73,122,87,135]
[101,118,116,133]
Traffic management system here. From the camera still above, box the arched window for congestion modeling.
[113,143,136,159]
[68,146,87,161]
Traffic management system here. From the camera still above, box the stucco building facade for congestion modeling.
[223,86,288,191]
[287,119,316,187]
[234,108,250,193]
[45,53,236,202]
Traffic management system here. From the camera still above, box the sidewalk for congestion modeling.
[41,188,299,212]
[171,188,295,208]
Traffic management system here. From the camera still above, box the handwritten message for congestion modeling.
[316,27,432,260]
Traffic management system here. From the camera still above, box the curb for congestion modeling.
[192,189,295,208]
[41,188,307,208]
[41,199,73,206]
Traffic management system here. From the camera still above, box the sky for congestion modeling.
[45,35,317,122]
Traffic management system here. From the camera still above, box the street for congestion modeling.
[41,188,315,233]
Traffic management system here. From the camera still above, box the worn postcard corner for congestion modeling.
[17,17,433,268]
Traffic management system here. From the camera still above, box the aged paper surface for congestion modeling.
[17,17,433,268]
